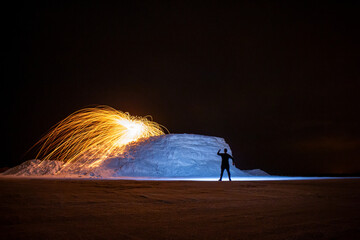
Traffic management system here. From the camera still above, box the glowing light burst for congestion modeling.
[35,106,167,166]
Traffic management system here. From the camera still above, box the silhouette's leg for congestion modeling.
[226,168,231,181]
[219,168,224,181]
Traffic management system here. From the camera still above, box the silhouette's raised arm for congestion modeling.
[217,149,221,155]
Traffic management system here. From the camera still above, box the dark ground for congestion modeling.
[1,178,359,239]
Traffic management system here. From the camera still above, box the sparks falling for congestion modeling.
[35,106,167,165]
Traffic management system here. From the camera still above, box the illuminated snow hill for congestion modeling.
[3,134,268,178]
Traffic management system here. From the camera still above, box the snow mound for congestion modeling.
[3,134,268,178]
[3,159,64,176]
[243,169,270,176]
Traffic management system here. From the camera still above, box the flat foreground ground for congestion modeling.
[1,178,359,240]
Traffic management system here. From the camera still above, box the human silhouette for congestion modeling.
[217,148,234,181]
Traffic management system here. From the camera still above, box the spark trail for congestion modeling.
[34,106,167,167]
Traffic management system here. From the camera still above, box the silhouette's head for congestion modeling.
[224,148,228,153]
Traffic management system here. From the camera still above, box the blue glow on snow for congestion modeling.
[97,176,360,181]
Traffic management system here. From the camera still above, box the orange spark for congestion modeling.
[34,105,167,166]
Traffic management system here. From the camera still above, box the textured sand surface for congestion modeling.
[1,178,359,239]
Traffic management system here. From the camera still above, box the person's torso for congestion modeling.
[220,153,230,166]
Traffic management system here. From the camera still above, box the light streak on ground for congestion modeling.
[1,175,358,181]
[34,105,167,168]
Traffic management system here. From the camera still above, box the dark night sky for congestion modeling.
[4,1,360,175]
